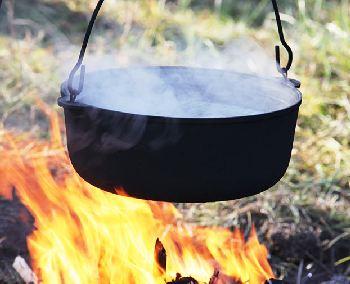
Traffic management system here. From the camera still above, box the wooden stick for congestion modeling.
[167,276,198,284]
[208,269,219,284]
[154,238,167,281]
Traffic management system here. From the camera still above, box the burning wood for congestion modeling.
[208,269,219,284]
[0,188,34,254]
[12,256,38,284]
[0,188,36,283]
[154,239,256,284]
[154,238,167,281]
[153,240,288,284]
[155,238,218,284]
[167,276,198,284]
[0,107,277,283]
[0,187,287,284]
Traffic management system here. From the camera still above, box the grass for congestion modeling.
[0,0,349,281]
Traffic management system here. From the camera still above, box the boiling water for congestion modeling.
[71,67,300,118]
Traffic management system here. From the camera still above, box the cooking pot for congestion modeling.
[58,0,302,202]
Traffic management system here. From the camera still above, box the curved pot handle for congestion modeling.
[67,0,294,102]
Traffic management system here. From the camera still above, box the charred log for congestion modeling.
[0,188,34,257]
[167,276,198,284]
[208,269,219,284]
[0,188,35,284]
[265,280,289,284]
[154,238,167,280]
[0,258,25,284]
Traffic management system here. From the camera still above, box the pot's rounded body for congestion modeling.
[58,67,302,202]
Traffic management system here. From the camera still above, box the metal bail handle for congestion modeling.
[67,0,105,102]
[67,0,295,102]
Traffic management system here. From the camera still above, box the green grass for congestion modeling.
[0,0,349,281]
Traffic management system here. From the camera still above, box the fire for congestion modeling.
[0,103,274,284]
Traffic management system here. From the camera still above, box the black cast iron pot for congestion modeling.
[58,0,302,202]
[59,67,302,202]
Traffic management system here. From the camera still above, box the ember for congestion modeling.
[0,104,276,283]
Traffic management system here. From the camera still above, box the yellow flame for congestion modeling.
[0,104,274,284]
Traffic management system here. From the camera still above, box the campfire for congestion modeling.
[0,103,277,283]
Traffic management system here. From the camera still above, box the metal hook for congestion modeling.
[275,45,287,78]
[271,0,294,77]
[275,45,300,87]
[68,63,85,103]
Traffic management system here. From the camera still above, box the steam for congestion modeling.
[70,67,299,119]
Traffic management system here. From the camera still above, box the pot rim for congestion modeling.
[59,66,302,124]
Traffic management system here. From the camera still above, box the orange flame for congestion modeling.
[0,104,274,284]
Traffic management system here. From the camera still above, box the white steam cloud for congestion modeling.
[72,67,299,118]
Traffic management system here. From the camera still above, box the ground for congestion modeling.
[0,0,349,282]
